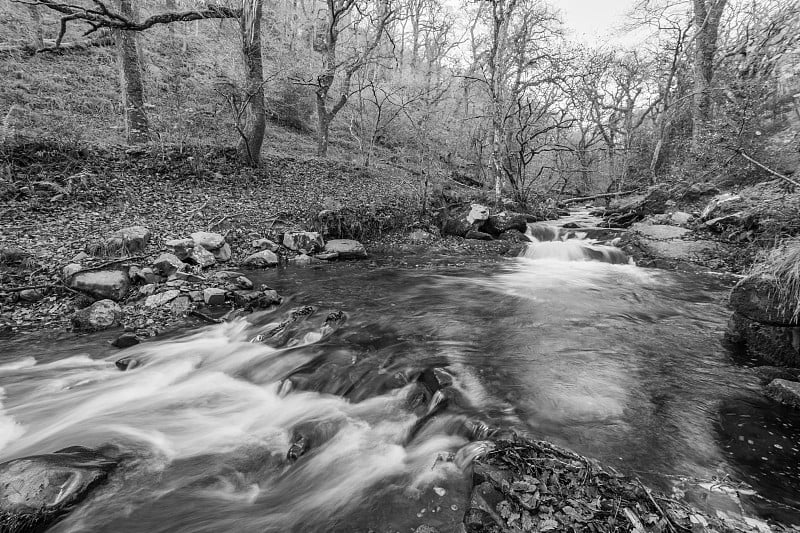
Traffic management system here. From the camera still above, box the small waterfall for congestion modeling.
[523,221,630,265]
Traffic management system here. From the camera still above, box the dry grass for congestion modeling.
[749,237,800,322]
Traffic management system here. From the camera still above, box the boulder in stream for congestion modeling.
[0,446,116,533]
[243,250,279,268]
[322,239,367,259]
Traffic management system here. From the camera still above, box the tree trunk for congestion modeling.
[115,0,149,144]
[691,0,727,150]
[315,96,331,157]
[27,5,44,50]
[237,0,266,166]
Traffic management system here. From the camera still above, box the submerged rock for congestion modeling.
[111,332,140,349]
[0,446,116,533]
[68,270,130,301]
[71,300,122,332]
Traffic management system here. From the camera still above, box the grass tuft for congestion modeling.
[749,237,800,322]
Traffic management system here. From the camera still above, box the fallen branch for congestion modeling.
[738,150,800,188]
[208,212,246,231]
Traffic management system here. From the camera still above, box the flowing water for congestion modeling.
[2,212,800,531]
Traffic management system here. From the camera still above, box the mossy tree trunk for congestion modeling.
[115,0,149,144]
[237,0,266,166]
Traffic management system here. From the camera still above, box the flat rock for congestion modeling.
[233,289,282,309]
[190,231,225,251]
[765,379,800,408]
[283,232,324,253]
[243,250,279,268]
[670,211,694,226]
[322,239,367,259]
[106,226,151,254]
[71,299,122,332]
[69,270,130,301]
[0,447,115,532]
[153,253,185,276]
[631,223,690,240]
[145,289,180,308]
[235,276,253,289]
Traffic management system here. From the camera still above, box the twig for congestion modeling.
[737,150,800,188]
[185,197,210,221]
[208,211,245,231]
[637,477,678,533]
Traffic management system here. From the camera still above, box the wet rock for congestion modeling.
[69,270,130,301]
[165,238,195,261]
[243,250,279,268]
[314,252,339,261]
[235,276,253,289]
[464,481,504,532]
[233,290,281,310]
[190,231,226,251]
[322,239,367,259]
[765,379,800,408]
[18,289,44,302]
[730,276,798,326]
[212,242,232,262]
[704,212,744,232]
[112,332,140,349]
[286,433,309,462]
[283,231,324,254]
[251,238,280,252]
[413,526,440,533]
[632,223,690,240]
[153,253,185,276]
[562,221,581,229]
[145,289,180,308]
[203,288,227,306]
[115,357,139,371]
[726,312,800,366]
[486,212,528,235]
[71,300,122,332]
[599,185,670,227]
[213,270,245,280]
[106,225,151,254]
[0,446,116,533]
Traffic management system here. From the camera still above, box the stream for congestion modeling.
[2,213,800,531]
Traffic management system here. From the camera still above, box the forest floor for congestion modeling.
[0,141,518,334]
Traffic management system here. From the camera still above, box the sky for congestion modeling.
[554,0,639,43]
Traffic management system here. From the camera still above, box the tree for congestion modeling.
[115,0,149,144]
[15,0,267,165]
[691,0,728,149]
[312,0,393,157]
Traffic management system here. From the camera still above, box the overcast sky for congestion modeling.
[555,0,638,42]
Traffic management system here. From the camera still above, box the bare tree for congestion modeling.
[312,0,393,157]
[691,0,728,149]
[14,0,268,165]
[115,0,149,144]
